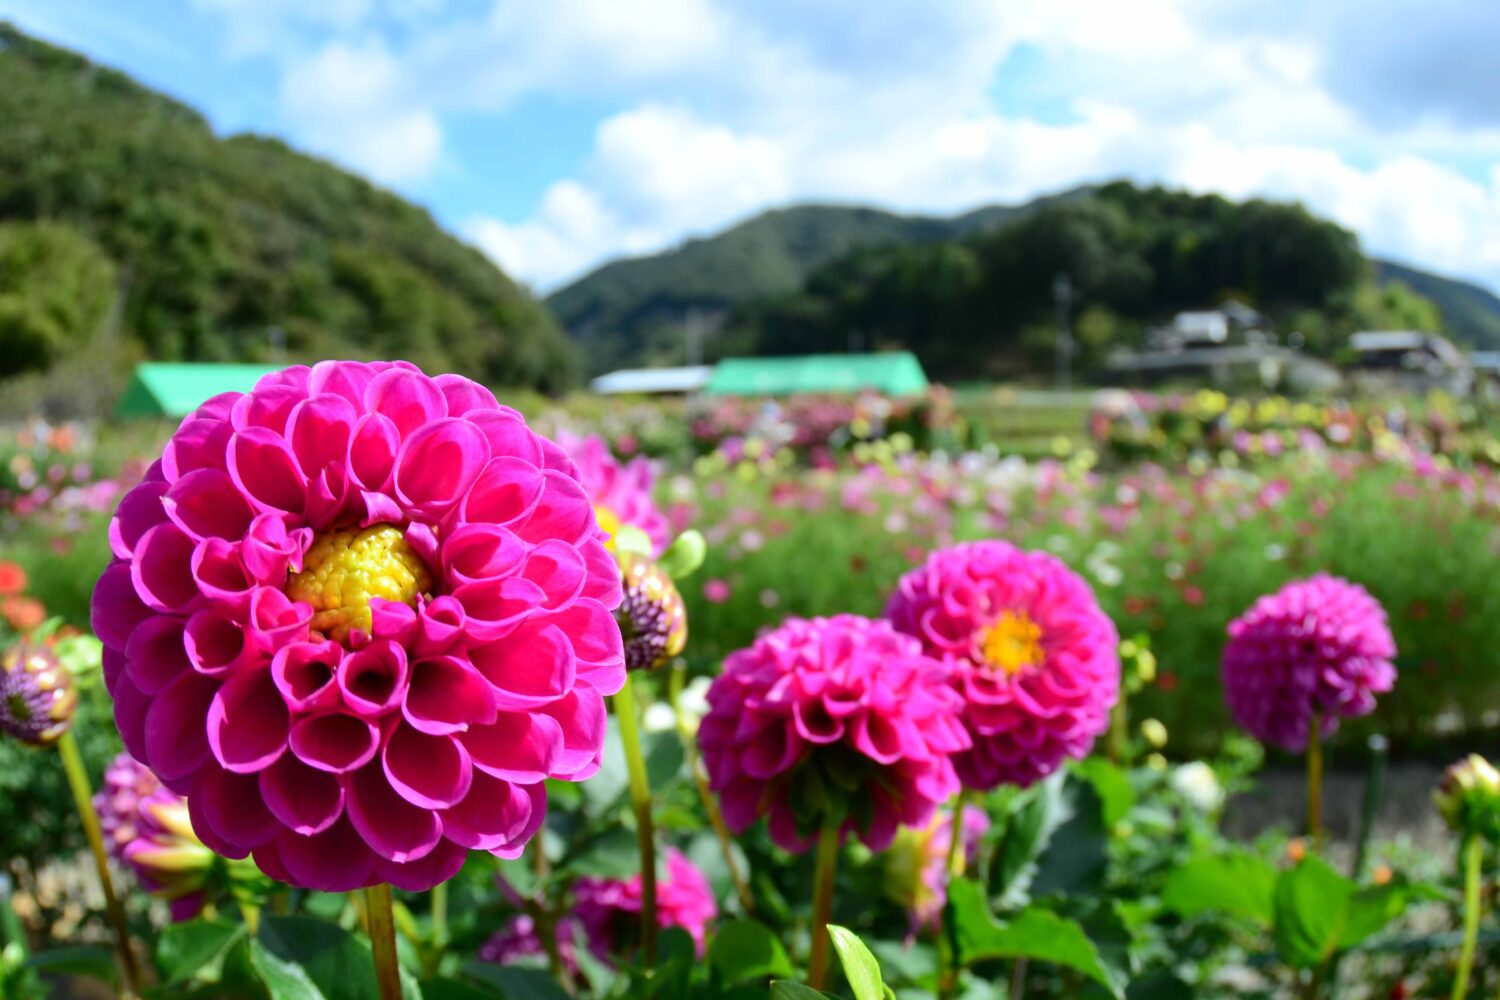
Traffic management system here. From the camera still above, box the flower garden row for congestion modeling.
[0,364,1498,998]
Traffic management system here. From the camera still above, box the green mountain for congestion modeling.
[547,190,1091,374]
[0,23,573,407]
[1372,259,1500,348]
[551,187,1500,375]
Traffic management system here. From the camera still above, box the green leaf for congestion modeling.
[1032,775,1108,897]
[1160,852,1277,929]
[419,979,504,1000]
[770,983,829,1000]
[659,530,706,579]
[1073,758,1136,829]
[708,920,793,984]
[256,915,417,1000]
[989,784,1052,904]
[948,880,1123,998]
[645,729,686,787]
[1272,857,1352,969]
[250,939,324,1000]
[827,926,884,1000]
[463,963,572,1000]
[26,945,118,987]
[156,920,245,985]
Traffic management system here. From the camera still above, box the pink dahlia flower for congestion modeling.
[1223,574,1396,751]
[884,804,989,935]
[122,788,217,922]
[885,541,1120,791]
[699,614,970,853]
[573,848,718,958]
[558,432,669,557]
[478,914,581,974]
[92,361,626,892]
[95,752,162,861]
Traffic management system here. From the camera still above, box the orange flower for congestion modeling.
[0,562,25,596]
[1,595,46,632]
[1286,837,1307,863]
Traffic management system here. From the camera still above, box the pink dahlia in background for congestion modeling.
[558,432,669,557]
[885,541,1120,791]
[574,848,717,958]
[1223,574,1396,751]
[122,788,217,921]
[478,914,581,973]
[699,614,970,853]
[884,804,989,935]
[92,361,625,892]
[95,752,162,861]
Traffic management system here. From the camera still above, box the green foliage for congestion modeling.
[709,920,793,984]
[1160,852,1277,929]
[0,221,118,376]
[0,24,572,394]
[825,926,891,1000]
[947,881,1123,997]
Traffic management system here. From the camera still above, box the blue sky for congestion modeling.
[5,0,1500,296]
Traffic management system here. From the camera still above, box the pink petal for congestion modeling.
[130,523,200,612]
[184,609,252,676]
[243,513,311,583]
[413,596,466,656]
[274,818,376,892]
[112,673,152,765]
[208,665,289,773]
[519,540,587,610]
[460,457,545,526]
[348,413,401,492]
[109,481,169,559]
[467,409,544,466]
[124,615,191,695]
[434,373,498,416]
[394,418,489,518]
[287,393,357,478]
[441,771,536,850]
[364,368,447,438]
[145,672,219,782]
[245,588,312,652]
[337,641,409,717]
[541,686,607,780]
[514,471,595,546]
[441,523,526,588]
[230,386,304,436]
[468,624,576,710]
[545,599,625,694]
[376,840,468,892]
[579,538,624,605]
[228,427,308,515]
[162,468,254,543]
[190,538,254,612]
[260,754,345,835]
[464,711,563,783]
[270,640,344,713]
[452,576,545,641]
[289,712,380,773]
[192,765,281,850]
[162,418,232,481]
[345,762,443,863]
[404,655,497,734]
[92,562,152,651]
[307,360,375,405]
[383,724,473,809]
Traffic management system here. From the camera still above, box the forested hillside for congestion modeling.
[0,23,574,400]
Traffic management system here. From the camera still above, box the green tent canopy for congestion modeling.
[704,352,929,397]
[116,363,286,418]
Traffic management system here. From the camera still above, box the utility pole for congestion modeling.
[1053,272,1074,390]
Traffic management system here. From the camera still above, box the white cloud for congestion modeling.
[278,40,441,185]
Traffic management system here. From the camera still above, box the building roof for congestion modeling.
[115,363,285,418]
[589,366,713,395]
[703,352,929,397]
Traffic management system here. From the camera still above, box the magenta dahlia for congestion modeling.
[574,848,718,958]
[699,614,969,853]
[92,361,625,892]
[558,432,669,557]
[95,751,162,862]
[1223,574,1396,751]
[885,541,1120,791]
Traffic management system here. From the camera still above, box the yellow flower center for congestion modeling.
[594,504,622,551]
[978,611,1045,676]
[285,525,432,644]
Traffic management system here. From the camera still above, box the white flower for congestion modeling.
[1171,762,1225,813]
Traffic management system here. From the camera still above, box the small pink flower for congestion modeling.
[559,433,668,556]
[1223,574,1396,751]
[93,361,626,892]
[574,849,718,958]
[702,578,731,604]
[699,614,970,852]
[95,752,162,861]
[886,542,1120,791]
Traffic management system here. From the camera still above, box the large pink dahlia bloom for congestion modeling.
[558,432,669,557]
[699,614,970,853]
[1223,574,1396,751]
[91,361,625,892]
[885,541,1120,791]
[574,848,718,958]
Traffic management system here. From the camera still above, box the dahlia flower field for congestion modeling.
[2,371,1500,999]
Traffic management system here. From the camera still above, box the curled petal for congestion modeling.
[184,610,253,677]
[125,615,191,695]
[192,765,281,851]
[442,524,525,589]
[146,672,219,783]
[260,754,345,836]
[469,624,576,710]
[191,538,254,613]
[345,761,443,863]
[131,523,200,612]
[228,427,308,515]
[404,655,497,735]
[208,666,289,773]
[441,771,535,850]
[273,818,375,893]
[288,393,357,478]
[109,480,169,560]
[289,713,380,774]
[337,641,409,717]
[383,724,473,809]
[271,640,344,713]
[348,413,401,493]
[92,562,152,650]
[464,711,563,783]
[395,418,489,519]
[364,368,447,438]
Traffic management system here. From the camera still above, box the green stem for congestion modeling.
[614,673,658,967]
[1351,735,1388,880]
[365,884,403,1000]
[1305,712,1323,850]
[58,730,142,999]
[670,664,754,914]
[807,823,841,992]
[430,881,448,951]
[945,790,972,879]
[1453,835,1482,1000]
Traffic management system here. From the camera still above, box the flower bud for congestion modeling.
[1435,754,1500,843]
[0,638,77,746]
[616,552,687,672]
